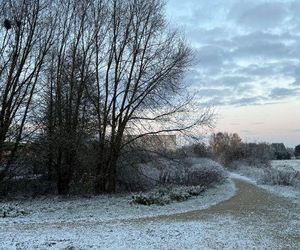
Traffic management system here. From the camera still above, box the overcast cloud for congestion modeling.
[167,0,300,107]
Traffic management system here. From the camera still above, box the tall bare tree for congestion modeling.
[88,0,211,193]
[0,0,213,195]
[43,0,100,194]
[0,0,55,181]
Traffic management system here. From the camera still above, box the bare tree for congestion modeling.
[0,0,213,195]
[42,0,98,194]
[88,0,212,193]
[0,0,55,182]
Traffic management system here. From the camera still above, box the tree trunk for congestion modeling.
[57,173,71,195]
[95,155,118,194]
[105,157,118,193]
[0,132,6,166]
[56,149,75,195]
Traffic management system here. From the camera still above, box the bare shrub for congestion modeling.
[236,164,300,189]
[259,168,300,188]
[118,154,228,192]
[184,158,227,187]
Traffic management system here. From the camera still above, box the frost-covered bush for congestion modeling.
[131,186,172,205]
[236,163,300,189]
[0,205,30,218]
[295,144,300,158]
[259,167,300,188]
[235,164,265,179]
[132,193,171,206]
[186,185,206,196]
[117,158,186,192]
[131,185,206,206]
[185,159,227,187]
[118,157,227,192]
[117,162,161,192]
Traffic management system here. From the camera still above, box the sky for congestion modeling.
[166,0,300,147]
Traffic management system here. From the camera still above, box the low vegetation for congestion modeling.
[184,159,227,187]
[235,163,300,189]
[131,158,227,206]
[259,167,300,188]
[0,205,29,218]
[132,185,206,206]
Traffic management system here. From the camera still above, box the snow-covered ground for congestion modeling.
[1,178,299,250]
[0,180,235,224]
[271,159,300,172]
[1,159,299,249]
[1,216,284,250]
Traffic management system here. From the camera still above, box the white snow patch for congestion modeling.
[0,180,236,226]
[0,180,242,249]
[228,172,256,184]
[271,160,300,172]
[0,215,285,250]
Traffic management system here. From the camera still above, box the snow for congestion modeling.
[0,179,241,249]
[0,216,284,250]
[228,172,256,184]
[1,159,299,249]
[259,184,300,201]
[271,159,300,172]
[0,176,299,249]
[0,180,236,226]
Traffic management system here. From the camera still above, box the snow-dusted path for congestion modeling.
[1,178,299,249]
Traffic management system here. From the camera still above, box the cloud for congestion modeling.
[269,87,300,98]
[229,2,288,30]
[197,88,228,97]
[187,27,232,45]
[291,68,300,85]
[215,76,252,86]
[194,46,229,70]
[239,61,300,79]
[289,1,300,24]
[233,41,289,60]
[227,96,268,106]
[167,0,300,107]
[240,129,253,135]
